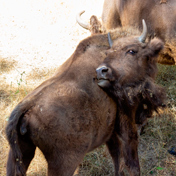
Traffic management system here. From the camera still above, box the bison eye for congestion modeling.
[127,49,137,55]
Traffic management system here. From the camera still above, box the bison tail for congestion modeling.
[6,103,29,175]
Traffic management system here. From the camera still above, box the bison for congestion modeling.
[95,24,166,175]
[77,0,176,65]
[6,21,166,176]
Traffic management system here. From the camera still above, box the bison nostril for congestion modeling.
[96,66,109,78]
[101,67,108,73]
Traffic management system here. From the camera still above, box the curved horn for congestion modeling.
[76,10,89,30]
[108,32,113,48]
[138,19,147,43]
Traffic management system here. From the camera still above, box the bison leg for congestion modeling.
[106,132,125,176]
[123,137,140,176]
[107,114,140,176]
[121,124,140,175]
[44,151,84,176]
[6,137,36,176]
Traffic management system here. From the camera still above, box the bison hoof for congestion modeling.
[168,147,176,156]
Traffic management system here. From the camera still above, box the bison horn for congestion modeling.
[138,19,147,43]
[76,10,89,30]
[108,32,113,48]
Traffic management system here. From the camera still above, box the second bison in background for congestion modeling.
[101,0,176,65]
[77,0,176,65]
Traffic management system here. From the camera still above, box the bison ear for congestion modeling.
[148,38,164,56]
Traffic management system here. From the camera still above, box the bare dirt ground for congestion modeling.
[0,0,176,176]
[0,0,103,87]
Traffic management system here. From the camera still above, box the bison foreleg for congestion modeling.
[124,138,140,176]
[121,121,140,176]
[108,114,140,176]
[106,132,125,176]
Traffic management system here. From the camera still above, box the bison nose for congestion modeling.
[96,66,109,79]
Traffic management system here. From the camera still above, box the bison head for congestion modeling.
[96,22,166,118]
[96,38,163,89]
[96,20,161,88]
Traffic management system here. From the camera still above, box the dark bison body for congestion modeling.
[6,23,166,176]
[101,0,176,65]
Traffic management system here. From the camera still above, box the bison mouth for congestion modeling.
[97,78,111,88]
[96,65,113,88]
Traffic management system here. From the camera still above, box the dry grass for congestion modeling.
[139,110,176,176]
[0,57,16,73]
[0,0,176,176]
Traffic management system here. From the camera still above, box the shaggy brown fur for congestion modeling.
[96,36,166,175]
[101,0,176,65]
[6,27,165,176]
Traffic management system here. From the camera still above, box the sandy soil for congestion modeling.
[0,0,103,87]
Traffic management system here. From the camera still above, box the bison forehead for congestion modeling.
[112,37,146,50]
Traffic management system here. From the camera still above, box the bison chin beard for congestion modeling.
[104,78,166,118]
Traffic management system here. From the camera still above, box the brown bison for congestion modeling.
[95,25,166,175]
[6,21,165,176]
[77,0,176,65]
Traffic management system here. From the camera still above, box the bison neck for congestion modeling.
[105,78,166,127]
